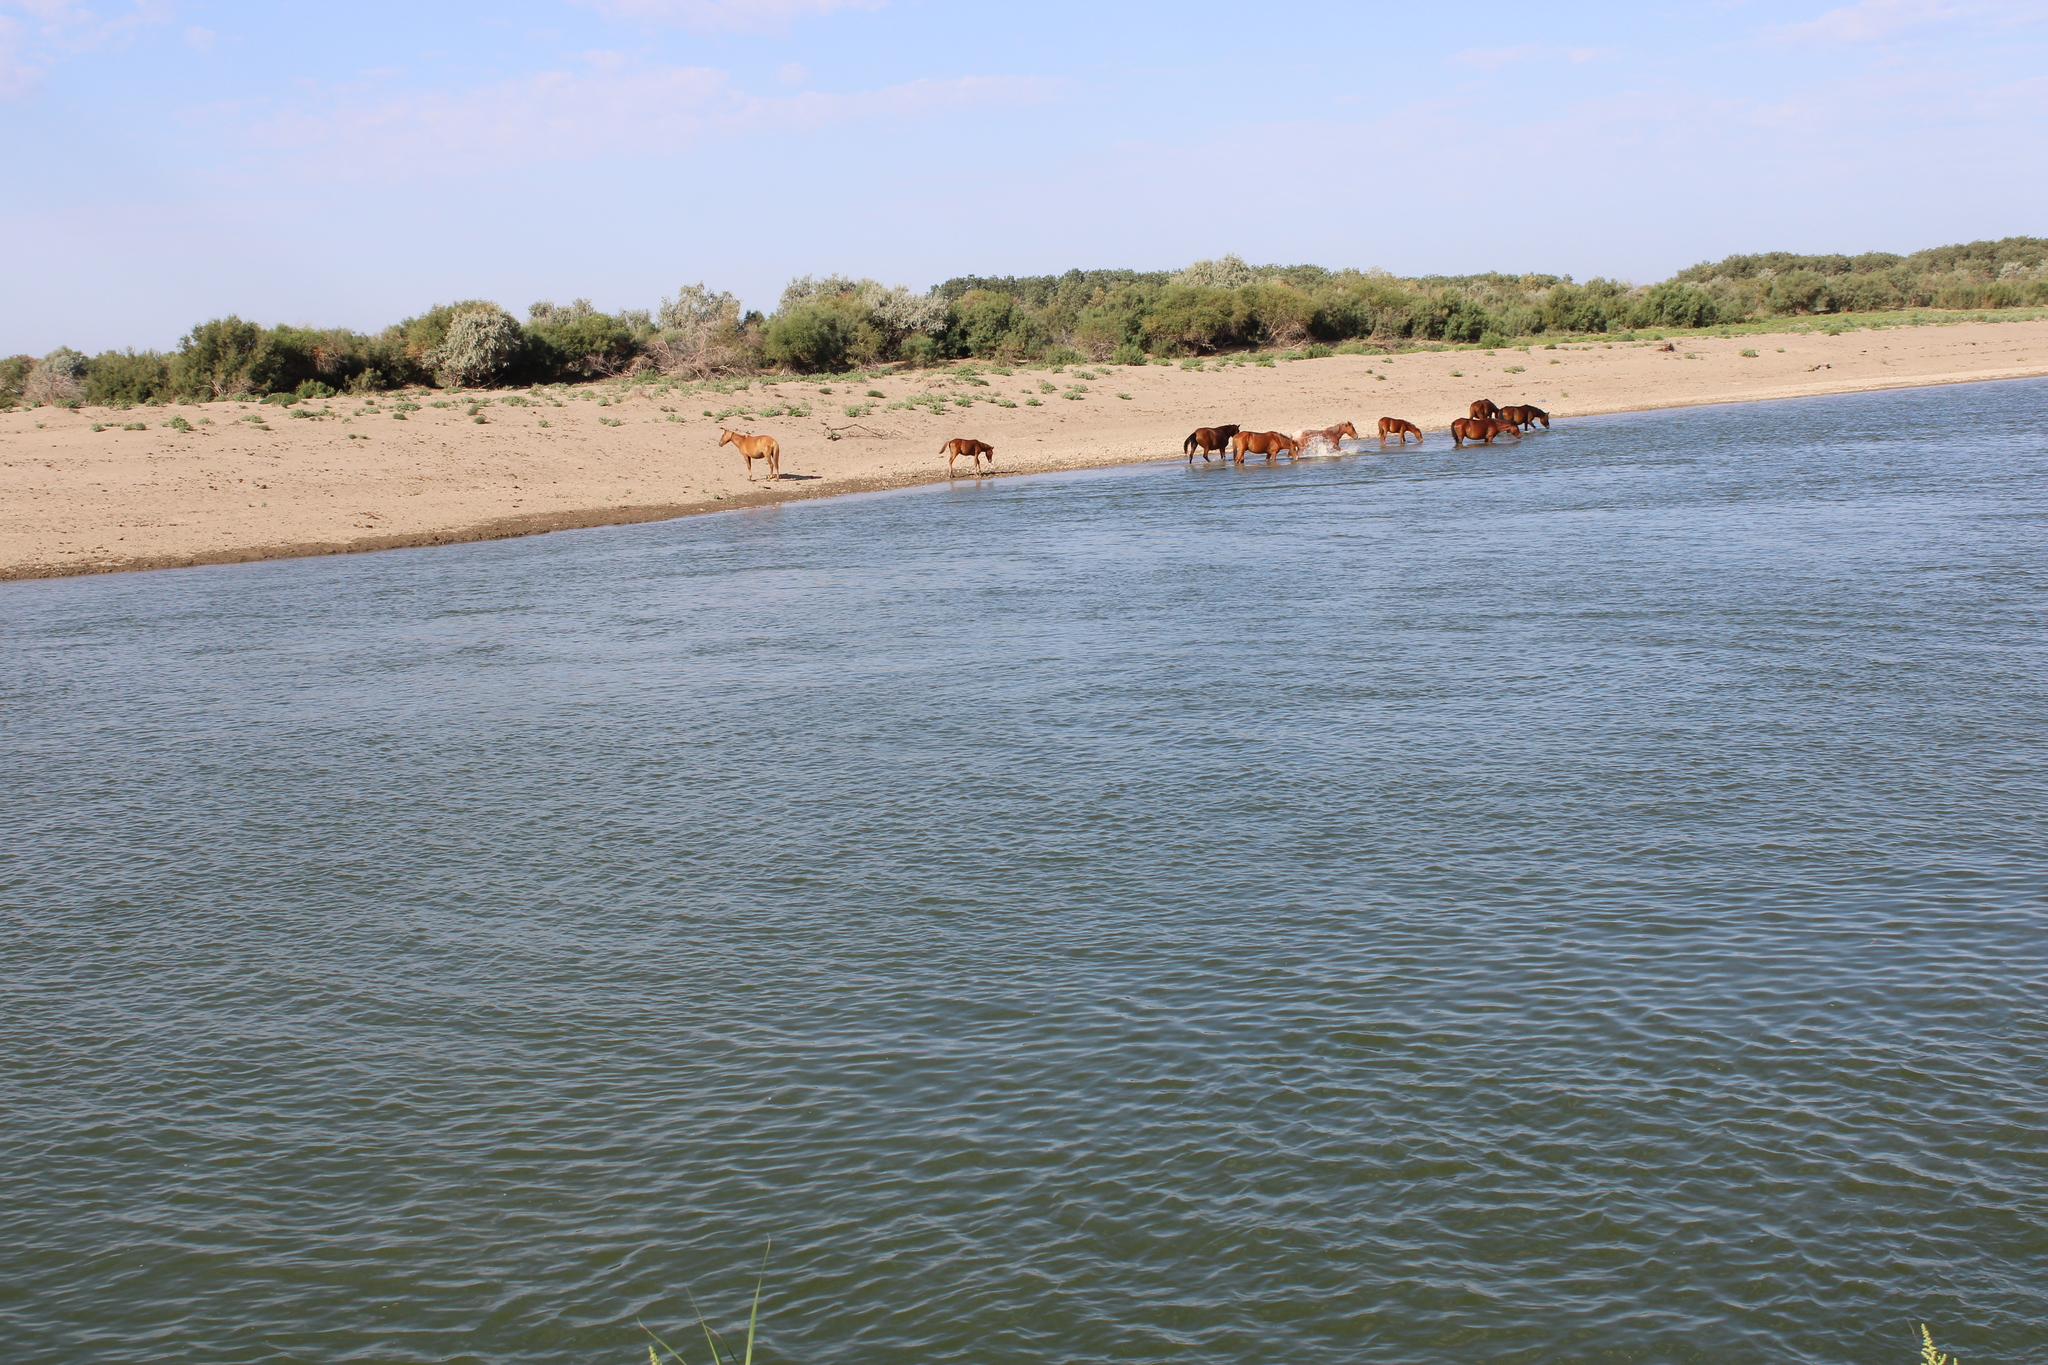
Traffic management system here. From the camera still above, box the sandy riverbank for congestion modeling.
[4,316,2045,581]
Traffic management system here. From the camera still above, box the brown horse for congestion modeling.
[1184,424,1240,462]
[1499,405,1550,430]
[719,428,780,480]
[1377,417,1423,446]
[1231,430,1301,463]
[943,437,995,472]
[1450,417,1521,447]
[1468,398,1502,420]
[1297,421,1360,451]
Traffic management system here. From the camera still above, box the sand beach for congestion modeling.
[4,316,2044,582]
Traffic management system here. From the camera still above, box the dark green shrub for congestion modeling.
[763,302,857,372]
[945,290,1044,359]
[0,354,31,408]
[1111,342,1146,365]
[294,379,337,400]
[527,310,635,377]
[85,350,172,405]
[1042,345,1084,366]
[172,316,274,398]
[1767,269,1833,315]
[1634,281,1721,329]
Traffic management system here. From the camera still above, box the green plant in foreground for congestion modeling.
[1918,1323,1960,1365]
[1741,348,1759,357]
[642,1243,769,1365]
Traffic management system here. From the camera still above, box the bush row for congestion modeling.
[6,238,2045,405]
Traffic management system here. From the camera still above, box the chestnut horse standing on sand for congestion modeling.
[1499,405,1550,430]
[1450,417,1521,447]
[1378,417,1423,446]
[1297,421,1360,450]
[1184,425,1240,461]
[719,428,780,481]
[1231,430,1301,464]
[943,437,995,472]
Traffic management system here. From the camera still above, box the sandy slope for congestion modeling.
[4,317,2045,581]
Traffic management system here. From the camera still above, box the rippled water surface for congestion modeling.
[4,380,2045,1365]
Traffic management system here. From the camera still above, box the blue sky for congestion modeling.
[4,0,2044,353]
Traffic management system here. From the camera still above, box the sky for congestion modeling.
[3,0,2044,354]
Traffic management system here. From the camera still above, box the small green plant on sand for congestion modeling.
[1741,348,1759,357]
[1449,369,1463,377]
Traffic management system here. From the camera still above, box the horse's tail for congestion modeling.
[1183,431,1198,455]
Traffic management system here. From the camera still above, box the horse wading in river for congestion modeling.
[719,429,780,481]
[1450,417,1521,447]
[1232,430,1302,464]
[1297,421,1360,451]
[1184,425,1240,462]
[1378,417,1423,446]
[1499,405,1550,430]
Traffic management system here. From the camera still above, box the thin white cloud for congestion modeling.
[0,0,168,97]
[245,60,1058,171]
[1766,0,2033,45]
[1449,42,1615,72]
[566,0,881,34]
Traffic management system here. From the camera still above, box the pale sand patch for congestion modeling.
[4,318,2045,582]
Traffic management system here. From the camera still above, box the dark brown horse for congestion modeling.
[1499,405,1550,430]
[1183,424,1240,461]
[1468,398,1502,420]
[719,428,780,480]
[1377,417,1423,446]
[1297,421,1359,451]
[1231,430,1301,463]
[942,437,995,471]
[1450,417,1521,447]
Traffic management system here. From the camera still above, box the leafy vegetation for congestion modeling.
[9,237,2044,407]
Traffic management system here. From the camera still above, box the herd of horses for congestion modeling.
[717,399,1552,483]
[1184,400,1552,464]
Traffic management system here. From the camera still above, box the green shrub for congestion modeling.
[764,302,859,372]
[527,303,635,378]
[1304,342,1333,358]
[1741,348,1759,357]
[85,349,172,406]
[171,316,273,398]
[0,354,32,408]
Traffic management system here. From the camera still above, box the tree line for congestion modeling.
[6,237,2043,407]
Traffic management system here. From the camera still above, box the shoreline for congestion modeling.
[5,319,2046,584]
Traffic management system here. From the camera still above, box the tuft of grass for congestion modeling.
[1116,392,1132,400]
[1504,365,1525,373]
[1449,369,1463,377]
[866,389,885,398]
[1024,397,1042,406]
[1918,1323,1956,1365]
[1741,348,1759,357]
[165,415,193,431]
[642,1242,771,1365]
[122,421,147,430]
[598,416,623,426]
